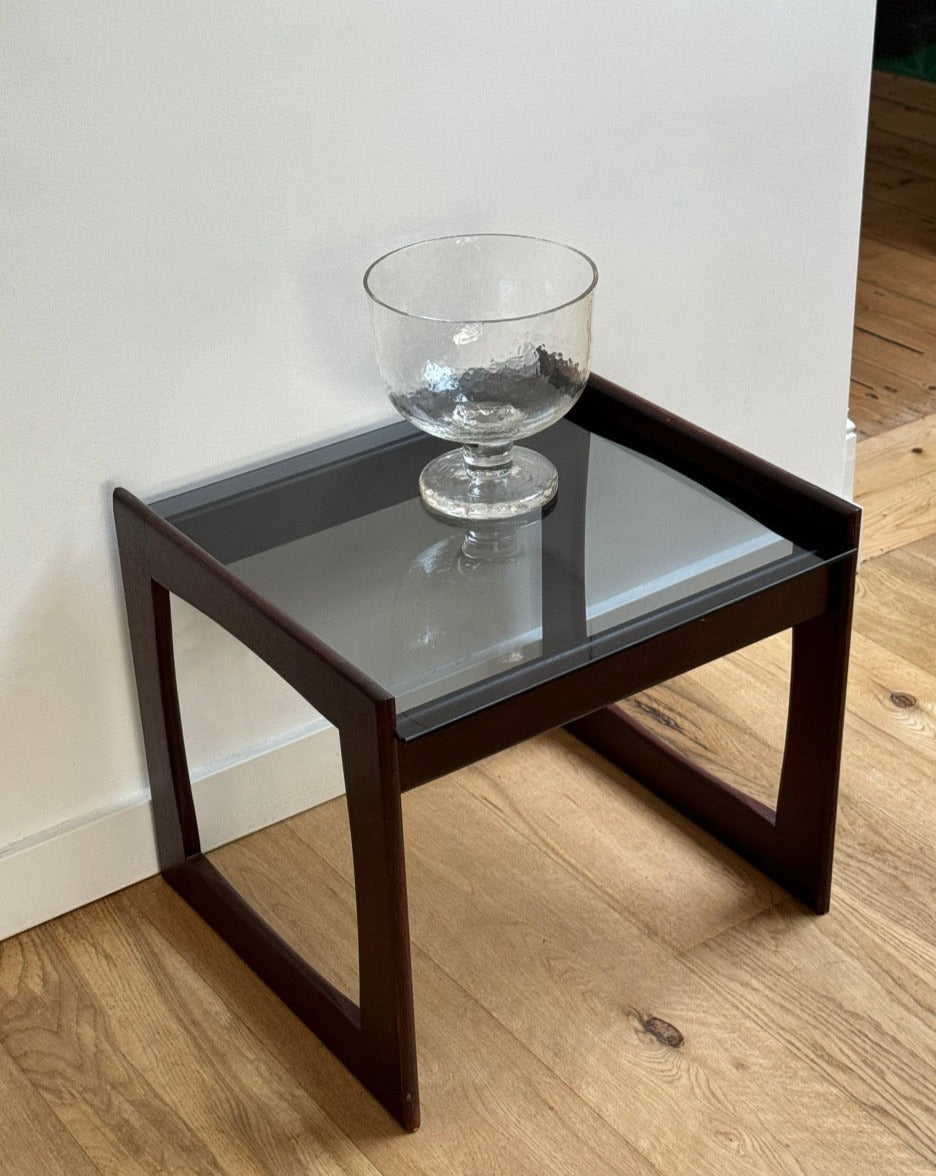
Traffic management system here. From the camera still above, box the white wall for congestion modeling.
[0,1,875,936]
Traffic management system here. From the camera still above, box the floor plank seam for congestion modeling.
[859,230,936,264]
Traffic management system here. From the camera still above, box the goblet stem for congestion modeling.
[462,442,514,478]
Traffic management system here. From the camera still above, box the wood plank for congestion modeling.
[854,282,936,353]
[292,779,924,1175]
[851,326,936,391]
[844,629,936,765]
[834,719,936,952]
[856,237,936,304]
[703,623,936,785]
[863,158,936,215]
[0,1043,101,1176]
[590,614,936,953]
[871,71,936,116]
[617,637,789,812]
[857,466,936,559]
[846,355,936,439]
[866,126,936,182]
[860,196,936,260]
[850,418,886,444]
[50,899,384,1176]
[854,413,936,498]
[805,627,936,948]
[683,892,936,1166]
[452,729,782,955]
[869,96,936,148]
[851,284,936,430]
[848,378,921,441]
[133,846,659,1176]
[606,637,934,945]
[0,924,230,1176]
[636,683,936,957]
[853,535,936,677]
[211,814,360,1002]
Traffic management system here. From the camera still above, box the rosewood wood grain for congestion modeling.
[113,499,197,870]
[569,374,860,557]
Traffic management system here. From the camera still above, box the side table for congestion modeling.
[113,374,860,1130]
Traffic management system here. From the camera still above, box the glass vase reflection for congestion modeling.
[390,519,542,705]
[365,234,597,522]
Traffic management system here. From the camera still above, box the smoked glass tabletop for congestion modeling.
[151,418,822,738]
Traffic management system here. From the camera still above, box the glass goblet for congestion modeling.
[364,233,597,521]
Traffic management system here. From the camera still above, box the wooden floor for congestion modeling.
[3,74,935,1175]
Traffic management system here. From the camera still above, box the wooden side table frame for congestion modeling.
[113,375,859,1131]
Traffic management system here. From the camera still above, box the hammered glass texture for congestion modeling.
[365,235,596,449]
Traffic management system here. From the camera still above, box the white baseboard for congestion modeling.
[0,721,343,943]
[843,417,858,501]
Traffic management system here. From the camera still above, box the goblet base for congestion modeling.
[418,445,558,522]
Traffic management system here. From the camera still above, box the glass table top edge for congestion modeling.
[138,396,855,741]
[149,418,422,522]
[393,545,832,740]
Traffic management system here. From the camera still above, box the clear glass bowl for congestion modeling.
[364,233,597,521]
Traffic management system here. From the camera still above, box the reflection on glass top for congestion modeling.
[154,421,820,736]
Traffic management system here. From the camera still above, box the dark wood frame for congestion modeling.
[113,374,859,1132]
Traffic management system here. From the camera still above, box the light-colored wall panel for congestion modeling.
[0,0,874,929]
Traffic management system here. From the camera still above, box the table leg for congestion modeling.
[114,508,200,872]
[566,556,856,913]
[339,708,420,1129]
[114,504,420,1129]
[160,713,420,1130]
[771,577,857,912]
